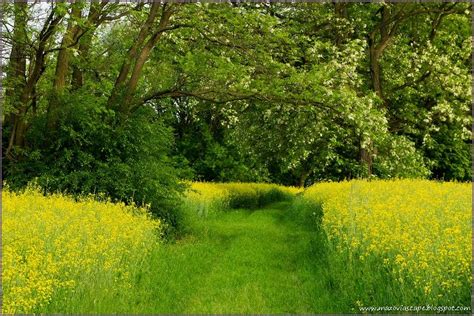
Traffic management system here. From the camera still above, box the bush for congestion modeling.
[4,94,186,237]
[373,134,430,179]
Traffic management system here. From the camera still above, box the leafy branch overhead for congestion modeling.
[2,1,471,192]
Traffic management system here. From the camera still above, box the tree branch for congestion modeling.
[44,29,89,54]
[391,70,431,92]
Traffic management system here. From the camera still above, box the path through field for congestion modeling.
[133,201,341,313]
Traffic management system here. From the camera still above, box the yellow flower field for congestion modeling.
[4,179,469,313]
[303,179,472,299]
[2,187,160,314]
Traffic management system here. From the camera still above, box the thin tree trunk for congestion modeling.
[360,145,373,177]
[334,3,349,46]
[369,45,383,99]
[120,8,173,113]
[47,3,83,129]
[363,5,396,176]
[54,4,82,91]
[6,6,65,157]
[108,2,161,110]
[298,170,311,188]
[6,2,27,99]
[5,2,28,157]
[71,37,90,89]
[71,1,107,90]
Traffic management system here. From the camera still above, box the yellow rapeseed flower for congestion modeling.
[2,187,160,314]
[304,179,471,298]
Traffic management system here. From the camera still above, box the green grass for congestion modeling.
[44,199,469,314]
[139,202,348,313]
[45,201,342,313]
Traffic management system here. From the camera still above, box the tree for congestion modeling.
[2,2,470,227]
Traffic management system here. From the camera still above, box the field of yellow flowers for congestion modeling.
[2,181,299,313]
[2,187,160,314]
[3,179,470,313]
[303,179,472,304]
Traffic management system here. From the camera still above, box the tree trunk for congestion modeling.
[5,2,28,158]
[47,3,83,129]
[107,3,177,115]
[71,37,90,89]
[360,140,373,177]
[6,5,65,157]
[108,2,162,111]
[54,4,82,90]
[7,108,28,151]
[298,170,311,188]
[71,2,107,90]
[334,3,349,46]
[369,44,384,99]
[120,8,173,113]
[5,2,27,99]
[363,5,394,176]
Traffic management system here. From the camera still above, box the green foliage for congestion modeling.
[423,125,472,181]
[226,188,288,210]
[3,2,472,313]
[3,2,471,214]
[165,100,270,183]
[5,92,186,236]
[373,135,430,179]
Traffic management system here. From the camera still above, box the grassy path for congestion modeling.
[131,201,340,313]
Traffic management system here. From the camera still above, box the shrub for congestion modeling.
[4,95,186,236]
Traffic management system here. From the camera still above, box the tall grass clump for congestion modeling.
[302,179,471,307]
[2,186,160,314]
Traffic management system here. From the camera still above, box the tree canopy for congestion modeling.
[2,2,471,220]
